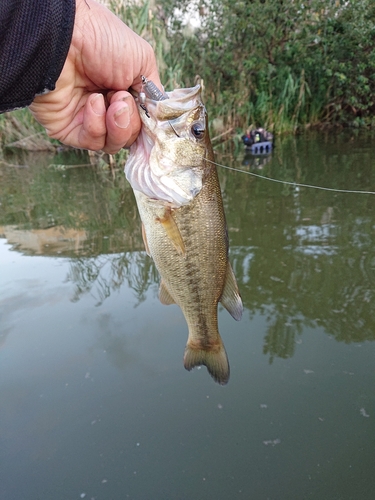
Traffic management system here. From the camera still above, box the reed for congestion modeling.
[1,0,374,154]
[0,109,56,151]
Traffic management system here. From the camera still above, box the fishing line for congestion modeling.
[204,157,375,195]
[135,75,374,196]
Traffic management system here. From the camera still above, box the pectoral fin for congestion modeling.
[159,279,176,305]
[220,263,243,321]
[156,208,186,256]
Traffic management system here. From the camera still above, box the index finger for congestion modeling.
[101,91,140,153]
[128,38,163,94]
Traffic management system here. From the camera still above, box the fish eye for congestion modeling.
[191,122,205,139]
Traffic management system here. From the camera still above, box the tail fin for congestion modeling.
[183,341,230,385]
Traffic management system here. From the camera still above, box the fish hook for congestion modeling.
[139,76,180,137]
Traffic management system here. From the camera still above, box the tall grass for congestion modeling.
[0,109,55,151]
[108,0,185,90]
[1,0,374,153]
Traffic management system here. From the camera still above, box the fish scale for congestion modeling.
[125,84,243,385]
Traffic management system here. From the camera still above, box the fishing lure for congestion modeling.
[141,75,168,102]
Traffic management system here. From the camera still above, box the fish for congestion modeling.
[125,81,243,385]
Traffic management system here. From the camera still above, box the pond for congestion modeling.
[1,131,375,500]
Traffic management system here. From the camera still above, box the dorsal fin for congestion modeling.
[220,263,243,321]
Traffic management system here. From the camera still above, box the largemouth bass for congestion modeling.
[125,82,242,385]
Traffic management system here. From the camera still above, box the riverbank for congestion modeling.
[1,0,374,156]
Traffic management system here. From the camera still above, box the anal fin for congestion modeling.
[159,279,176,305]
[220,262,243,321]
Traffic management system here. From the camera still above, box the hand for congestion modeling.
[29,0,162,153]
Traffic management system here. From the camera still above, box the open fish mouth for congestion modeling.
[125,85,209,208]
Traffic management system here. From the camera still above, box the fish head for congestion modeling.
[125,85,213,208]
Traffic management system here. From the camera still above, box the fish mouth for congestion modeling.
[125,85,206,207]
[126,135,203,206]
[161,85,203,115]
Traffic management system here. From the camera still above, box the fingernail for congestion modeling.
[91,94,105,115]
[121,97,135,117]
[114,105,130,129]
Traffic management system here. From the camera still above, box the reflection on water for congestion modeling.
[1,133,375,357]
[0,225,89,255]
[66,252,158,305]
[1,132,375,499]
[0,149,143,256]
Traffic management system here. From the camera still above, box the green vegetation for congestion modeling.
[1,0,374,152]
[0,108,56,152]
[152,0,375,133]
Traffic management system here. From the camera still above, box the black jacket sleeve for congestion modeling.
[0,0,75,113]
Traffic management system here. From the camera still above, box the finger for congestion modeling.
[103,92,141,154]
[130,40,163,93]
[78,93,107,150]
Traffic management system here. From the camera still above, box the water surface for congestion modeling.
[1,133,375,499]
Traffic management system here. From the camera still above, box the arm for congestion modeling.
[1,0,162,152]
[0,0,74,112]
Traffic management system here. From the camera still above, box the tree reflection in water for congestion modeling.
[2,133,375,362]
[66,252,159,306]
[64,206,375,362]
